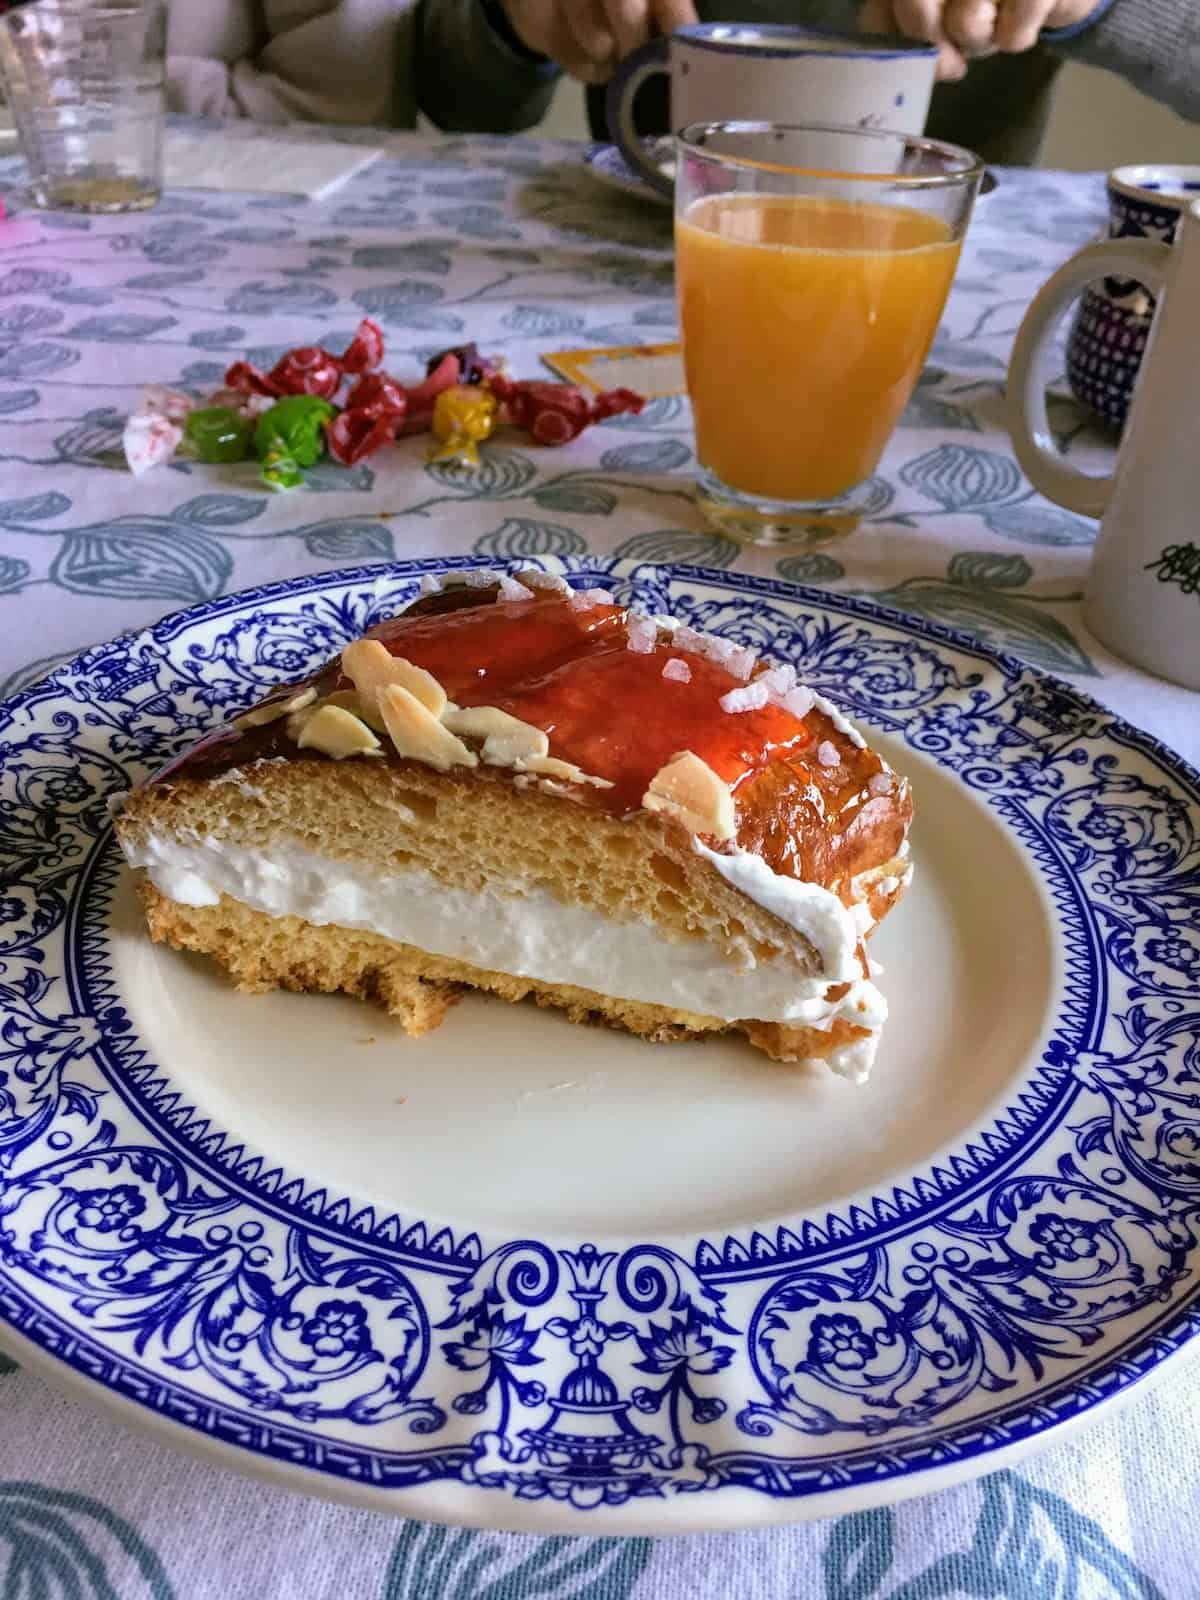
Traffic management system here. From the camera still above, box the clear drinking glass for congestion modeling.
[675,121,983,545]
[0,0,166,213]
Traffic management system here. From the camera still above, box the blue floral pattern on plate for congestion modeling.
[0,554,1197,1530]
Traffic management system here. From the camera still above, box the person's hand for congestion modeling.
[859,0,1099,79]
[498,0,698,82]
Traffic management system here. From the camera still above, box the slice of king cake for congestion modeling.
[114,570,913,1079]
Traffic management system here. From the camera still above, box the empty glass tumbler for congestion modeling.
[0,0,166,212]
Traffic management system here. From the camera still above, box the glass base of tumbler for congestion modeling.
[696,466,873,548]
[31,174,160,213]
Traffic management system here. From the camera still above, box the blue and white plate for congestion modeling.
[1,555,1197,1533]
[582,141,999,208]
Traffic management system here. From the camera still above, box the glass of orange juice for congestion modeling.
[676,121,983,544]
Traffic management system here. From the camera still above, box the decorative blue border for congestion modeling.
[1,556,1198,1525]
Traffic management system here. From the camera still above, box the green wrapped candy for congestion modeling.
[254,394,336,470]
[183,405,252,463]
[260,448,305,493]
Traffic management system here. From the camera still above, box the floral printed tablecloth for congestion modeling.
[0,126,1196,1597]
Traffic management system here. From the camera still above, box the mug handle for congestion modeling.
[1007,237,1170,518]
[604,37,672,197]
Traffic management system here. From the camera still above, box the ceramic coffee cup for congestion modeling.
[605,23,938,196]
[1065,164,1200,431]
[1010,199,1200,690]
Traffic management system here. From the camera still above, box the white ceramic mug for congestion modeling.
[605,23,938,196]
[1008,199,1200,691]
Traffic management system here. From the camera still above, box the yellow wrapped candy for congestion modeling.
[428,383,498,469]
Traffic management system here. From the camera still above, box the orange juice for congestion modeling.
[676,194,961,502]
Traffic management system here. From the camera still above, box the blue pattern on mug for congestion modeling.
[1066,166,1200,430]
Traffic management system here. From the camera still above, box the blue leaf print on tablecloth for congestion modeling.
[50,521,232,603]
[601,396,687,432]
[425,447,536,498]
[215,225,297,244]
[532,479,617,515]
[141,238,227,266]
[825,1471,1168,1599]
[226,280,337,315]
[984,504,1098,546]
[38,212,93,230]
[863,569,1095,676]
[174,494,267,528]
[501,306,585,337]
[124,269,205,290]
[614,529,738,569]
[0,491,72,521]
[633,305,680,327]
[50,286,115,306]
[334,205,420,231]
[0,304,64,334]
[382,1524,652,1600]
[824,1508,895,1599]
[304,460,375,494]
[179,360,227,389]
[0,342,79,379]
[384,308,466,334]
[66,313,177,341]
[600,439,691,473]
[0,268,70,295]
[777,552,847,583]
[0,388,40,413]
[0,556,30,593]
[929,331,1007,372]
[899,443,1023,509]
[948,551,1034,587]
[350,242,453,275]
[977,248,1043,273]
[474,518,588,558]
[353,281,445,319]
[302,520,395,562]
[188,324,247,349]
[423,176,507,201]
[902,371,983,432]
[0,1482,176,1600]
[432,204,521,240]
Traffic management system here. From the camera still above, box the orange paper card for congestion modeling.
[542,343,685,398]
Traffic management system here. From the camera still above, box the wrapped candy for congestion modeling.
[327,371,408,466]
[122,385,194,475]
[253,394,336,491]
[224,317,385,401]
[429,383,499,468]
[488,376,644,445]
[184,405,252,463]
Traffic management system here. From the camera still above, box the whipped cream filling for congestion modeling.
[125,832,886,1051]
[693,841,862,981]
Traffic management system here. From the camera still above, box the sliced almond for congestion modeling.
[378,683,478,772]
[444,705,549,766]
[321,687,387,733]
[642,750,735,841]
[519,753,613,789]
[236,684,317,731]
[296,703,383,760]
[342,639,446,719]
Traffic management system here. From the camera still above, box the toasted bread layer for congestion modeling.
[140,882,874,1065]
[118,755,901,977]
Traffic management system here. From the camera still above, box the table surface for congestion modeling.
[0,128,1196,1599]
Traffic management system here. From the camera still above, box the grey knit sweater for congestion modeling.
[415,0,1200,163]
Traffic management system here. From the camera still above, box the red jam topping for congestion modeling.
[154,584,911,894]
[361,596,810,815]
